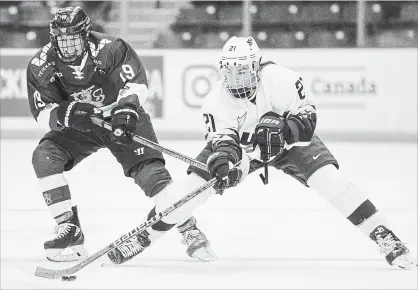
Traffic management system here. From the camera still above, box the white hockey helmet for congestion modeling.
[219,36,261,99]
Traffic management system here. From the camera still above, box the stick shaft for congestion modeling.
[35,177,218,279]
[90,116,207,171]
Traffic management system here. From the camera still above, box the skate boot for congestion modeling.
[178,217,218,262]
[107,231,151,264]
[44,206,87,262]
[370,225,417,269]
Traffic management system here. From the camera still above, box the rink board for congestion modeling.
[1,48,417,141]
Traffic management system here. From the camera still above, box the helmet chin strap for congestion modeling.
[246,89,257,103]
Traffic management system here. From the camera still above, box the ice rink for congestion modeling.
[1,138,417,289]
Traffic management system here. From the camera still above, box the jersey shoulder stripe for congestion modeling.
[89,33,136,75]
[27,43,58,84]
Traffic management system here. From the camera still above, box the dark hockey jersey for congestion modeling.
[26,31,148,130]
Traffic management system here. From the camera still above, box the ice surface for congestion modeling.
[1,139,417,289]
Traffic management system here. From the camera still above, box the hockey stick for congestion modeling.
[91,116,262,186]
[34,175,219,279]
[90,116,208,172]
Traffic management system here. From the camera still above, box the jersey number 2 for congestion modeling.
[203,113,216,133]
[295,77,306,100]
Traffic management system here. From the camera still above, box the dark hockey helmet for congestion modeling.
[50,6,91,64]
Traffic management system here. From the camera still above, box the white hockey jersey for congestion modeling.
[201,62,317,162]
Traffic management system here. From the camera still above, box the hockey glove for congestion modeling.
[206,141,242,192]
[110,103,139,144]
[285,106,317,145]
[255,112,287,162]
[56,101,102,133]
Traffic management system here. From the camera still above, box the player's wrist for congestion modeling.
[120,101,138,110]
[215,144,241,164]
[112,103,139,119]
[212,139,242,162]
[207,153,229,171]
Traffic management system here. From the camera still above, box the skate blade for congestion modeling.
[46,245,87,262]
[191,247,219,262]
[392,255,418,269]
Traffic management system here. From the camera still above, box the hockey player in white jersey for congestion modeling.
[111,36,416,269]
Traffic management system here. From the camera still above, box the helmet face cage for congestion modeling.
[50,7,90,64]
[219,36,261,99]
[55,33,85,63]
[220,60,260,99]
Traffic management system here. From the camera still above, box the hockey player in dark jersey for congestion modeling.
[27,6,217,264]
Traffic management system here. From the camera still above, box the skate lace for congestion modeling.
[118,236,146,258]
[184,229,203,246]
[53,223,72,240]
[376,232,403,255]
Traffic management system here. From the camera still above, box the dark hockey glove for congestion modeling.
[56,101,102,133]
[206,141,242,192]
[110,103,139,144]
[255,112,288,162]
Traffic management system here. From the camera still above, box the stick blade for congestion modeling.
[34,267,61,279]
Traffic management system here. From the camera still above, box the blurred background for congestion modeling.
[0,0,417,141]
[0,0,417,48]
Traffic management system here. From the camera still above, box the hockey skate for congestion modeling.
[44,206,87,262]
[107,231,151,264]
[370,225,417,269]
[178,217,218,262]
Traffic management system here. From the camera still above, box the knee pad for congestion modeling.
[32,140,69,178]
[308,164,372,219]
[308,164,384,235]
[131,159,172,198]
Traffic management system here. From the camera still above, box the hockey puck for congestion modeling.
[61,275,77,281]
